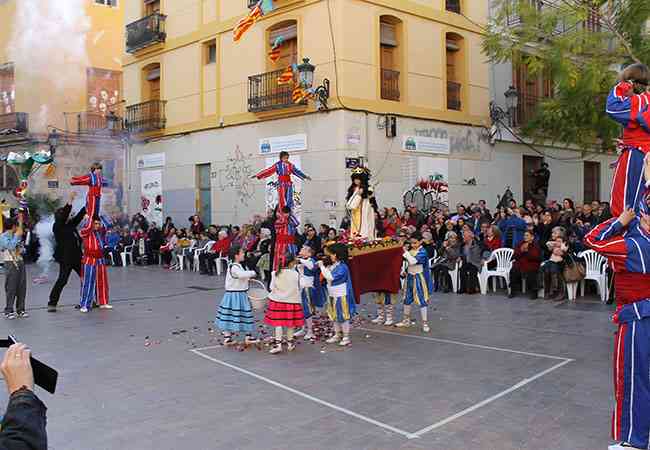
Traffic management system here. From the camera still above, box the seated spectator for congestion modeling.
[104,227,121,266]
[240,225,258,254]
[325,228,338,243]
[508,230,542,299]
[146,222,164,264]
[0,343,48,449]
[131,227,147,265]
[459,229,482,294]
[422,231,436,259]
[483,225,502,253]
[468,208,483,235]
[382,208,401,237]
[199,229,231,275]
[159,227,178,267]
[318,224,330,241]
[403,210,418,228]
[116,228,134,265]
[432,232,461,293]
[451,204,469,222]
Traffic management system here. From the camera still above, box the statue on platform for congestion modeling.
[346,167,378,241]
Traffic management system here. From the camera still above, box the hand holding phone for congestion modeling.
[0,343,34,395]
[0,335,58,394]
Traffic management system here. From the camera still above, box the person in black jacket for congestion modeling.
[0,342,48,450]
[48,192,85,312]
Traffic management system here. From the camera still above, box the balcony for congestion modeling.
[445,0,461,14]
[447,81,461,110]
[380,69,400,101]
[126,12,167,54]
[513,93,546,128]
[65,111,125,134]
[125,100,166,133]
[0,112,28,135]
[248,0,258,7]
[248,69,306,113]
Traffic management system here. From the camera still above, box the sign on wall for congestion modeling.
[402,135,451,155]
[137,153,166,169]
[140,169,163,226]
[259,134,308,155]
[264,155,302,223]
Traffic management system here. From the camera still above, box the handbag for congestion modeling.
[563,255,586,282]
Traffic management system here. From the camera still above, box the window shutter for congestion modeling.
[380,22,397,46]
[445,39,460,52]
[269,24,298,46]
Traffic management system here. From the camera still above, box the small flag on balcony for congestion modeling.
[233,5,262,42]
[268,47,281,63]
[277,66,294,85]
[292,86,308,103]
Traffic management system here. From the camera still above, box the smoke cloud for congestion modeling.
[34,214,55,282]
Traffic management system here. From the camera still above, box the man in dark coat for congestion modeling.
[48,192,86,312]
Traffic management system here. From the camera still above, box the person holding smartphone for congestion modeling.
[0,342,48,449]
[1,215,27,320]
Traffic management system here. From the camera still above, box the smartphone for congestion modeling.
[0,335,58,394]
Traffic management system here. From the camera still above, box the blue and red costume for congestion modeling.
[255,161,308,210]
[586,82,650,447]
[605,82,650,216]
[79,220,109,309]
[70,171,103,220]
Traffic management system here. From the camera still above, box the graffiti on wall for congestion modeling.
[217,146,255,205]
[414,126,491,160]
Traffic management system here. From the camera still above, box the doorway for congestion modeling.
[197,164,211,226]
[583,161,600,203]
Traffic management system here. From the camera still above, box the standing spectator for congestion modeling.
[477,199,492,221]
[206,225,219,241]
[498,209,527,248]
[189,214,205,235]
[302,227,322,254]
[146,222,164,264]
[162,217,175,236]
[48,192,86,312]
[432,232,461,293]
[542,227,568,301]
[468,208,483,236]
[451,204,470,222]
[318,224,330,241]
[382,208,401,237]
[508,230,542,299]
[0,343,48,449]
[1,217,27,319]
[459,229,482,294]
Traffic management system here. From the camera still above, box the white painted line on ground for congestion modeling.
[410,358,573,438]
[191,348,420,440]
[357,327,574,361]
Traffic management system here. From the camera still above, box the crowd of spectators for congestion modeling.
[106,195,612,302]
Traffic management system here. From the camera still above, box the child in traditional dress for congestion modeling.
[215,246,258,346]
[294,245,325,340]
[318,243,356,346]
[371,292,397,326]
[397,232,434,332]
[264,253,304,354]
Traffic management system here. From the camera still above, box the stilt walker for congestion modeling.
[79,216,111,313]
[70,163,104,220]
[253,151,311,210]
[589,63,650,450]
[272,206,298,271]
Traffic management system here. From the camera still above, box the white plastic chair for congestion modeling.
[214,251,229,276]
[177,242,196,271]
[479,248,514,295]
[193,241,215,272]
[120,244,134,267]
[449,259,461,293]
[578,249,608,302]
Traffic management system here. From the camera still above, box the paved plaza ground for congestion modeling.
[1,263,616,450]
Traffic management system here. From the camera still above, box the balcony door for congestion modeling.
[197,164,212,226]
[267,23,297,71]
[380,17,401,101]
[584,161,600,203]
[143,64,161,102]
[144,0,160,15]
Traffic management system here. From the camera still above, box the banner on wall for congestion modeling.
[140,169,163,226]
[259,134,307,155]
[137,153,166,169]
[402,135,450,155]
[265,155,302,223]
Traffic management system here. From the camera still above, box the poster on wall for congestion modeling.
[259,134,308,155]
[140,169,163,226]
[265,155,302,223]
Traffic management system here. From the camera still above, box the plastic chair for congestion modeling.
[578,250,608,302]
[479,248,514,295]
[177,242,196,271]
[120,244,134,267]
[193,241,215,272]
[214,251,229,276]
[449,259,461,293]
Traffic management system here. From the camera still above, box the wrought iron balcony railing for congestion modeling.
[248,69,306,112]
[445,0,461,14]
[248,0,259,7]
[0,112,28,135]
[125,100,166,133]
[447,81,462,110]
[65,112,125,134]
[380,69,400,101]
[126,12,167,53]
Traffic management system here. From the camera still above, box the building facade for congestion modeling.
[0,0,125,214]
[123,0,498,227]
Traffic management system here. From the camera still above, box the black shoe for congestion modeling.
[47,305,57,312]
[92,302,98,309]
[507,292,516,299]
[74,304,81,310]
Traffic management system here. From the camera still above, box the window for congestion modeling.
[380,16,402,101]
[0,163,18,191]
[95,0,118,6]
[0,63,15,114]
[446,32,464,111]
[144,0,161,15]
[512,61,553,126]
[584,162,600,203]
[205,42,217,65]
[142,63,161,101]
[267,21,298,70]
[445,0,461,14]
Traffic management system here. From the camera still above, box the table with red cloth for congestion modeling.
[347,242,403,304]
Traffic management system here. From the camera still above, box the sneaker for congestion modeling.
[371,315,385,324]
[395,319,412,328]
[80,307,89,313]
[293,328,306,338]
[244,336,259,345]
[47,305,57,313]
[223,336,234,346]
[269,344,283,354]
[304,331,315,341]
[99,304,113,310]
[422,322,430,333]
[4,312,16,320]
[383,318,394,326]
[287,340,296,352]
[326,334,341,344]
[339,337,351,346]
[74,304,81,310]
[608,444,645,450]
[17,311,29,319]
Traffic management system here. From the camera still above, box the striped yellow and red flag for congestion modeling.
[233,5,263,42]
[292,86,307,103]
[277,66,294,85]
[268,47,281,63]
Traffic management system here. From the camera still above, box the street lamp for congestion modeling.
[296,57,331,111]
[297,57,315,89]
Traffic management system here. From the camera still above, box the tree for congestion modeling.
[483,0,650,151]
